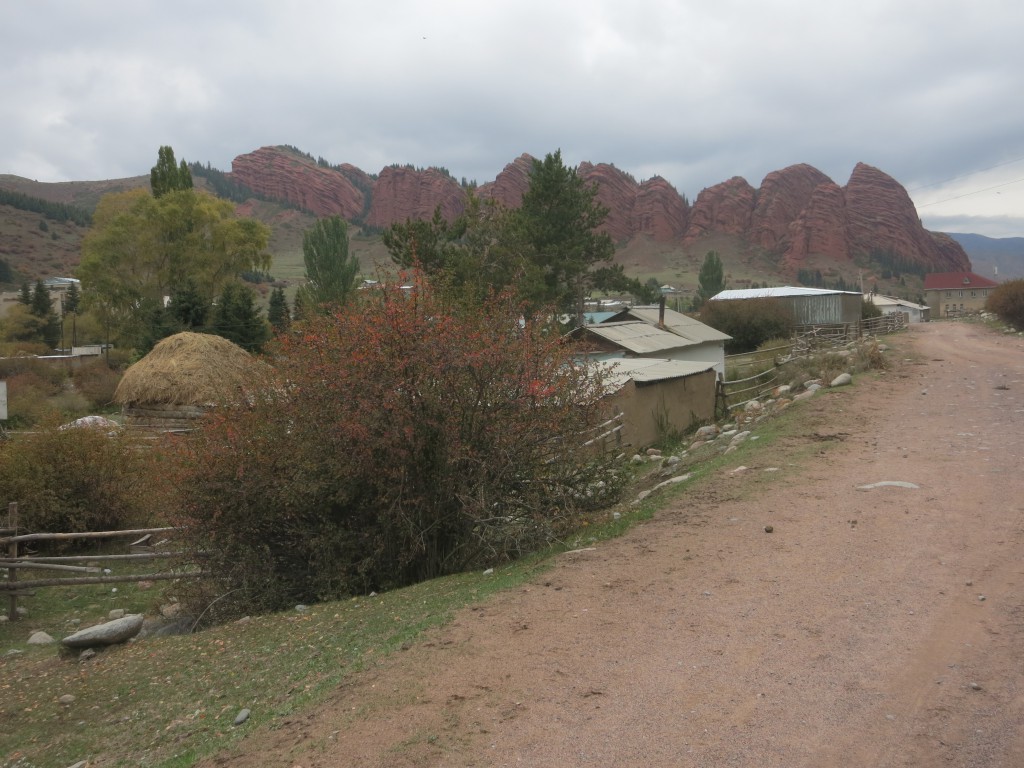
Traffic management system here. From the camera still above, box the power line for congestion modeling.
[908,154,1024,193]
[915,176,1024,209]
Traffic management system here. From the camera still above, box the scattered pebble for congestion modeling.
[59,694,76,706]
[970,682,982,691]
[764,525,774,533]
[233,708,251,726]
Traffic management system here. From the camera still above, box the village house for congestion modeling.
[923,272,999,317]
[601,304,731,378]
[867,294,930,323]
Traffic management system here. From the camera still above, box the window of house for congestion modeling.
[958,290,964,297]
[946,290,952,297]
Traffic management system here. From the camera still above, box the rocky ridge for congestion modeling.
[227,146,969,272]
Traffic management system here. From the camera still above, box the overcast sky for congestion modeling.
[3,1,1023,237]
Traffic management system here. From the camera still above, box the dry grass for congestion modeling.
[114,332,272,408]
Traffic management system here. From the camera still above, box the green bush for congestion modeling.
[0,422,157,545]
[700,298,795,353]
[986,279,1024,329]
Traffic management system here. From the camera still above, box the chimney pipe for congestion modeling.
[658,295,666,329]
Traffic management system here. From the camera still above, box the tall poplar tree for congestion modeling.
[150,145,193,198]
[694,250,726,309]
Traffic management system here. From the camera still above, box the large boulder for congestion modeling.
[62,614,144,648]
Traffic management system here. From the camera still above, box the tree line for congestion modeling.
[0,188,92,227]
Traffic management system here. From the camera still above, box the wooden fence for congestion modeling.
[718,314,908,414]
[0,502,201,621]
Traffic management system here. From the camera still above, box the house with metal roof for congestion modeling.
[602,304,731,377]
[597,357,718,448]
[709,286,863,327]
[923,272,999,318]
[867,294,930,323]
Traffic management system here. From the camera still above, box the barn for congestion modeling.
[709,287,863,327]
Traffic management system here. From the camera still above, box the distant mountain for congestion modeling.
[230,146,971,277]
[0,146,977,291]
[947,233,1024,280]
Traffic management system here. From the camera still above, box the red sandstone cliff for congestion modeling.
[230,147,365,220]
[365,165,466,228]
[783,181,850,265]
[750,164,833,252]
[632,177,690,240]
[226,146,970,274]
[684,177,756,243]
[843,162,969,272]
[477,154,534,208]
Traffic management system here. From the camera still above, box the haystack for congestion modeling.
[114,332,271,430]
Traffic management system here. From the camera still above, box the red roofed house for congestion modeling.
[923,272,999,318]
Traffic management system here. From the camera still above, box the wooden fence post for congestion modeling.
[7,502,17,621]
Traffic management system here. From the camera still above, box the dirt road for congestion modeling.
[209,322,1024,767]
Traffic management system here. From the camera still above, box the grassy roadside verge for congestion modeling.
[1,335,913,768]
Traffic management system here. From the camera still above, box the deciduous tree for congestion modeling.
[150,145,193,198]
[78,188,270,349]
[694,250,726,309]
[986,278,1024,329]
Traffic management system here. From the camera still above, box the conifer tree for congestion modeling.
[268,286,291,333]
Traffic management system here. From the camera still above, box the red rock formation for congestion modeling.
[844,162,970,272]
[365,166,466,228]
[230,147,365,219]
[750,164,833,252]
[783,182,849,266]
[225,147,970,275]
[477,154,535,208]
[684,177,756,243]
[631,176,689,240]
[578,162,641,243]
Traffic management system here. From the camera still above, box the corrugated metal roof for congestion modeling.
[607,306,731,343]
[599,357,716,389]
[581,321,697,354]
[710,287,861,300]
[869,294,928,310]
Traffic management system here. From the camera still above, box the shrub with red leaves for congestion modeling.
[177,277,619,618]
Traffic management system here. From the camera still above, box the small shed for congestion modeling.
[598,358,718,449]
[114,332,271,431]
[709,287,863,326]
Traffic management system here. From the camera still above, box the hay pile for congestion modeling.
[114,332,271,417]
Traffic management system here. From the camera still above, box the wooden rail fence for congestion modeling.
[718,314,908,414]
[1,502,201,621]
